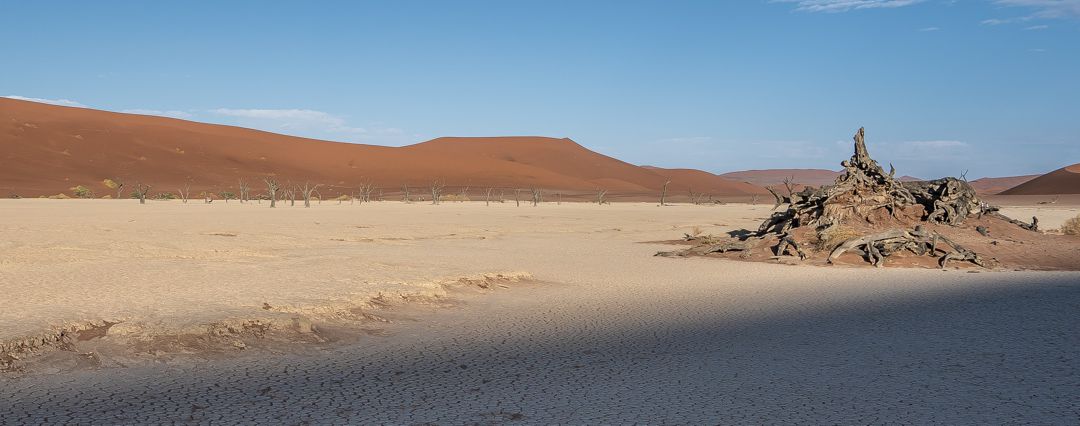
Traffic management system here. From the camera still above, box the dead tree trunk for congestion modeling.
[430,180,444,205]
[531,188,542,206]
[299,181,321,208]
[485,187,494,206]
[178,184,190,204]
[110,180,125,200]
[132,182,151,204]
[659,180,671,206]
[263,177,280,208]
[238,179,250,203]
[284,185,296,207]
[597,189,607,205]
[402,184,411,203]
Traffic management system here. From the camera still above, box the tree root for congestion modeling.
[828,226,993,269]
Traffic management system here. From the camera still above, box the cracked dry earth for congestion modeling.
[2,200,1079,424]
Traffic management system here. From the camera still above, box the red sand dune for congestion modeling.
[968,175,1040,195]
[0,98,765,199]
[1000,164,1080,195]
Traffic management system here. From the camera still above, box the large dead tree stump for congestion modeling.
[660,127,1033,269]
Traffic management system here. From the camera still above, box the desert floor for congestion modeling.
[1,199,1079,423]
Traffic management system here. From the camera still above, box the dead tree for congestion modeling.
[177,184,191,204]
[485,187,495,206]
[238,179,251,203]
[596,189,608,205]
[659,180,671,206]
[263,177,281,208]
[659,127,1027,269]
[459,186,470,202]
[689,187,709,205]
[402,184,411,203]
[131,182,152,204]
[355,181,376,203]
[514,189,521,207]
[104,178,125,199]
[430,180,445,205]
[298,181,321,208]
[283,184,297,207]
[531,188,543,206]
[203,191,213,204]
[365,183,376,202]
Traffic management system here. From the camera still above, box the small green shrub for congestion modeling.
[70,185,94,198]
[154,192,175,200]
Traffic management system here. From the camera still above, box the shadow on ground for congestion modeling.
[2,276,1078,424]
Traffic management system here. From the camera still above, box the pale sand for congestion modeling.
[1,199,1079,423]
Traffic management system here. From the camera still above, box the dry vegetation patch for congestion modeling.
[1062,215,1080,236]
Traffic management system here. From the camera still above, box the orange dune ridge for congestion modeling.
[1,98,767,200]
[1001,164,1080,195]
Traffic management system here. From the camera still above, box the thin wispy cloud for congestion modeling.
[207,108,411,145]
[774,0,925,13]
[121,109,193,119]
[918,26,940,31]
[982,0,1080,26]
[210,108,368,135]
[4,95,86,108]
[995,0,1080,19]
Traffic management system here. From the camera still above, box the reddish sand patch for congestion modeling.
[667,215,1080,271]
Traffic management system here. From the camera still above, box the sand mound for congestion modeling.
[1001,164,1080,195]
[0,98,762,199]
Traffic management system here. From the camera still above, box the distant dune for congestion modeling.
[639,166,769,197]
[968,175,1040,195]
[718,169,842,188]
[0,98,764,199]
[1000,164,1080,195]
[718,168,921,189]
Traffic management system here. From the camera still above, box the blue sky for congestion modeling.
[3,0,1078,179]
